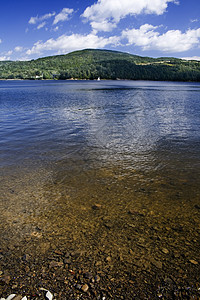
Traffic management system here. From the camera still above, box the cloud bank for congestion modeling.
[122,25,200,52]
[82,0,177,32]
[25,24,200,58]
[26,33,120,56]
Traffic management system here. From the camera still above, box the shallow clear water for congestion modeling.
[0,80,200,297]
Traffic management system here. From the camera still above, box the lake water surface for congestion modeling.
[0,80,200,298]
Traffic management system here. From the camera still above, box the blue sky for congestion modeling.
[0,0,200,61]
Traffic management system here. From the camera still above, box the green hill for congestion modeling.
[0,49,200,81]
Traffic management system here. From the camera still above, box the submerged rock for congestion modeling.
[82,284,89,292]
[162,248,169,254]
[189,259,198,265]
[92,204,102,210]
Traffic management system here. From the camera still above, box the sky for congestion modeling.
[0,0,200,61]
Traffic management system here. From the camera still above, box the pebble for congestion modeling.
[94,275,101,283]
[30,231,43,238]
[194,204,200,210]
[129,249,134,255]
[75,284,82,290]
[162,248,169,254]
[49,261,64,268]
[82,284,89,292]
[64,258,71,264]
[106,256,111,262]
[1,275,11,284]
[22,254,31,262]
[92,204,102,210]
[151,260,162,269]
[84,272,93,280]
[13,296,23,300]
[54,250,63,255]
[189,259,198,265]
[12,285,18,289]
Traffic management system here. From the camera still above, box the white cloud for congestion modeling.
[26,33,120,56]
[91,20,117,32]
[182,56,200,61]
[17,56,30,61]
[53,26,59,32]
[190,19,198,23]
[53,8,74,25]
[29,12,55,25]
[37,22,46,30]
[122,24,200,52]
[82,0,177,32]
[0,56,10,61]
[0,48,13,61]
[0,39,2,44]
[15,46,23,52]
[6,50,13,55]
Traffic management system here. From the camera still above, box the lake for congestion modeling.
[0,80,200,298]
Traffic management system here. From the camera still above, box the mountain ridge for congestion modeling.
[0,49,200,81]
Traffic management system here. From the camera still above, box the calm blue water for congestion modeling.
[0,80,200,176]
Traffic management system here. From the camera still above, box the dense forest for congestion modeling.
[0,49,200,81]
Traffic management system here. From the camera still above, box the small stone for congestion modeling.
[92,204,102,210]
[54,250,63,255]
[151,259,162,269]
[71,250,82,258]
[12,284,18,289]
[39,242,50,254]
[22,254,31,262]
[189,259,198,265]
[49,261,64,268]
[64,280,68,284]
[129,249,134,255]
[75,284,82,290]
[65,252,70,258]
[106,256,111,262]
[162,248,169,254]
[194,204,200,210]
[25,266,30,273]
[64,258,71,264]
[82,284,89,292]
[31,231,42,238]
[1,275,11,284]
[90,283,95,289]
[95,275,101,283]
[13,296,23,300]
[84,272,93,280]
[173,252,180,258]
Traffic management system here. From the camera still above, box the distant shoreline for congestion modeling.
[0,78,200,83]
[1,49,200,82]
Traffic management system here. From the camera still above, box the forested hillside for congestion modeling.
[0,49,200,81]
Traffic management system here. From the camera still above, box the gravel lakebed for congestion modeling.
[0,165,200,299]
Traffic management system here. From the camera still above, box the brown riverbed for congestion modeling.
[0,159,200,299]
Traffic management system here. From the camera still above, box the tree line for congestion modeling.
[0,49,200,82]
